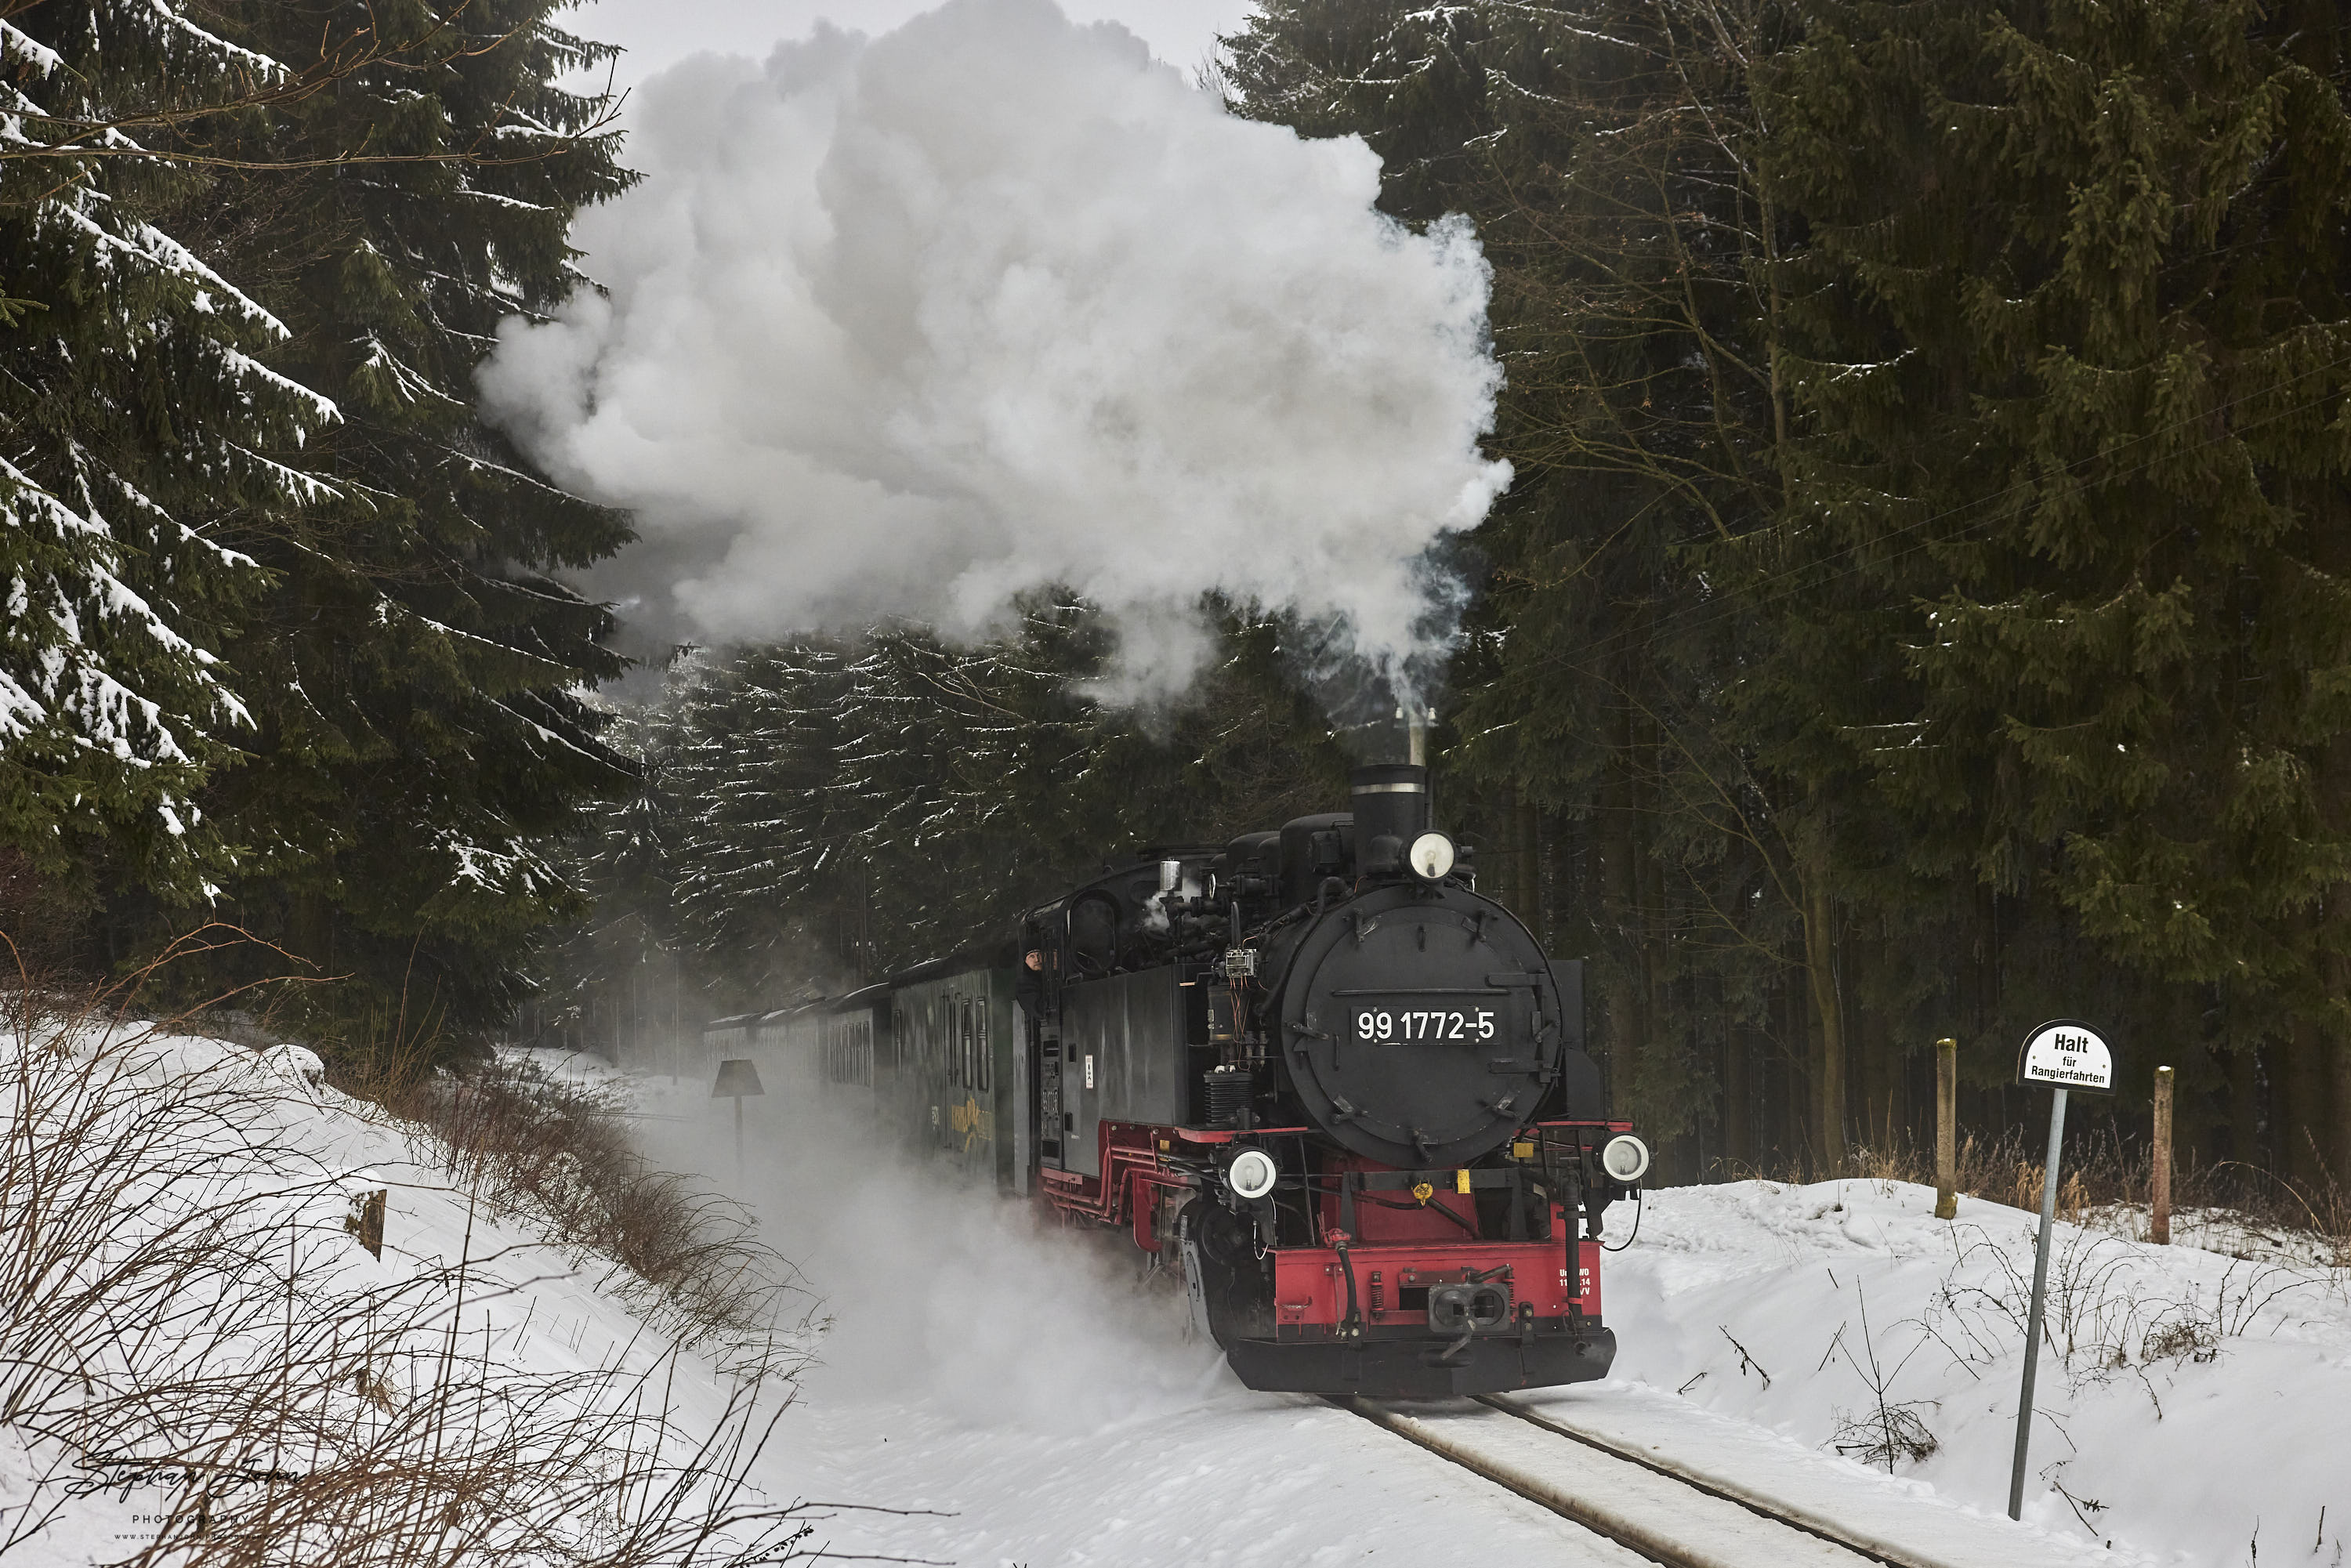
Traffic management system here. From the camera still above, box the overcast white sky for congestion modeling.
[566,0,1257,90]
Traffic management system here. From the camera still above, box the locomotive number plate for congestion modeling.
[1354,1006,1498,1042]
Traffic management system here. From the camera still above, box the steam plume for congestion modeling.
[480,0,1511,701]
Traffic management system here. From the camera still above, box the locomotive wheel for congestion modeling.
[1179,1198,1271,1346]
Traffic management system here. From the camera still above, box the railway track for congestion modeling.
[1338,1394,1958,1568]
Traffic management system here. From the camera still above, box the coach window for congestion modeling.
[976,1000,990,1092]
[957,997,972,1090]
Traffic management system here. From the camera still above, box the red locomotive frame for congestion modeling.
[1035,1113,1635,1396]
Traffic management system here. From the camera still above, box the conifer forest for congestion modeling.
[9,0,2351,1200]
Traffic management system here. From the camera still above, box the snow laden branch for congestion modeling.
[0,0,625,177]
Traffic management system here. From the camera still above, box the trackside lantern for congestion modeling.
[712,1059,766,1098]
[2016,1019,2114,1093]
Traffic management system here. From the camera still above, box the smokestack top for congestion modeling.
[1350,764,1430,867]
[1350,763,1428,797]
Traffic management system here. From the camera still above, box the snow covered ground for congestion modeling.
[1600,1180,2351,1567]
[617,1056,2348,1568]
[9,1030,2342,1567]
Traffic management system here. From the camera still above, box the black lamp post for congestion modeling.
[712,1058,765,1186]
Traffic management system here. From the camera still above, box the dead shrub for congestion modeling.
[389,1056,799,1350]
[2141,1313,2220,1366]
[1831,1403,1940,1469]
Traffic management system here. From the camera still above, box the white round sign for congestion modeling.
[2017,1019,2114,1092]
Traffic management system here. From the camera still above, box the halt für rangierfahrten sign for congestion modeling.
[2016,1019,2114,1094]
[2008,1016,2116,1523]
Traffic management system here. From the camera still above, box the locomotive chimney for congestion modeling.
[1349,763,1429,874]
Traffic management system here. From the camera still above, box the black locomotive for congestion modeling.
[711,763,1650,1397]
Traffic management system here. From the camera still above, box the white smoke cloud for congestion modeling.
[480,0,1511,701]
[625,1066,1230,1432]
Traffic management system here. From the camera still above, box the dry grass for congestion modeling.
[384,1056,801,1352]
[1790,1129,2346,1473]
[1736,1128,2351,1266]
[0,932,854,1566]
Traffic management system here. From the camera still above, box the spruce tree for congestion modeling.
[0,7,333,908]
[130,0,638,1034]
[1759,0,2351,1179]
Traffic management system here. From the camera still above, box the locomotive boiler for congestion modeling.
[1018,764,1648,1396]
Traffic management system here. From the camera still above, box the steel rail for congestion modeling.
[1336,1395,1958,1568]
[1473,1396,1957,1568]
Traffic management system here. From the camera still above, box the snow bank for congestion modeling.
[1589,1179,2351,1566]
[0,1023,807,1566]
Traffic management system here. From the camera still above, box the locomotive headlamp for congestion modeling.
[1407,831,1456,882]
[1226,1148,1279,1200]
[1599,1134,1651,1185]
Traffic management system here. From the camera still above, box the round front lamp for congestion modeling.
[1407,831,1457,882]
[1599,1134,1651,1185]
[1227,1148,1278,1200]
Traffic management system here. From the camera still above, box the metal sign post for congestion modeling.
[2008,1019,2114,1521]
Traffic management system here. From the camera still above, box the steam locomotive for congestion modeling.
[704,764,1649,1397]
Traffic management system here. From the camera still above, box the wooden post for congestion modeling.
[2151,1065,2174,1244]
[1934,1037,1958,1220]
